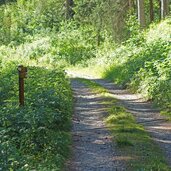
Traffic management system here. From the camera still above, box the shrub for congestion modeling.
[101,18,171,110]
[0,62,73,170]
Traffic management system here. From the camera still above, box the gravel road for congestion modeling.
[66,71,171,169]
[65,79,126,171]
[94,78,171,167]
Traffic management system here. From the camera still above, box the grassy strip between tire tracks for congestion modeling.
[77,77,169,171]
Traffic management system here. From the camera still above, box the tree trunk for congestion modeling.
[128,0,133,8]
[137,0,146,28]
[66,0,74,19]
[150,0,154,22]
[159,0,162,19]
[161,0,170,19]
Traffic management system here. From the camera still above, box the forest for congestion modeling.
[0,0,171,170]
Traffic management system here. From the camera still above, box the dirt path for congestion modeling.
[93,78,171,167]
[66,71,171,169]
[66,79,126,171]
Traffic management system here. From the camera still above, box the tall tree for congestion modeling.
[158,0,162,19]
[161,0,170,19]
[66,0,74,19]
[137,0,146,28]
[128,0,137,11]
[150,0,154,22]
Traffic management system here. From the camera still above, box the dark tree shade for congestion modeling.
[66,0,75,19]
[0,0,17,5]
[150,0,154,22]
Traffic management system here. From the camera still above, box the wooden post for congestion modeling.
[19,75,24,106]
[18,65,27,107]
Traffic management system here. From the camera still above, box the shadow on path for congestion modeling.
[66,79,126,171]
[92,78,171,167]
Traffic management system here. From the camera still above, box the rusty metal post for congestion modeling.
[18,65,27,107]
[19,75,24,106]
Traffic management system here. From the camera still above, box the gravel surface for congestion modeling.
[66,79,126,171]
[66,71,171,169]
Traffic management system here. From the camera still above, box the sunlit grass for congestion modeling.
[106,105,169,170]
[66,65,105,79]
[76,78,108,94]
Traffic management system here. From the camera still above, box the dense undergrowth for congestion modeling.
[0,0,171,169]
[0,2,98,169]
[0,32,73,170]
[82,18,171,114]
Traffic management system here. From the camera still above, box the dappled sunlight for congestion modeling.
[153,138,171,144]
[149,125,171,131]
[1,0,171,170]
[69,76,171,169]
[69,79,127,170]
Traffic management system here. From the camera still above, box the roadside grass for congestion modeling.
[76,78,108,94]
[77,78,169,170]
[161,110,171,121]
[106,105,169,170]
[66,66,104,78]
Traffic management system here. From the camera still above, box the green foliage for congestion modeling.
[74,0,130,42]
[51,22,97,65]
[0,23,97,67]
[0,0,170,168]
[0,28,73,170]
[102,18,171,111]
[0,63,72,170]
[0,0,64,45]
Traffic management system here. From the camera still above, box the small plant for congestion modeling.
[116,136,134,147]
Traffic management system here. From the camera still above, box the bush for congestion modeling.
[0,62,73,170]
[101,18,171,110]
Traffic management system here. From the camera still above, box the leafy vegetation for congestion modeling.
[0,1,98,169]
[103,18,171,112]
[0,0,171,170]
[82,18,171,115]
[0,15,73,170]
[0,59,73,170]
